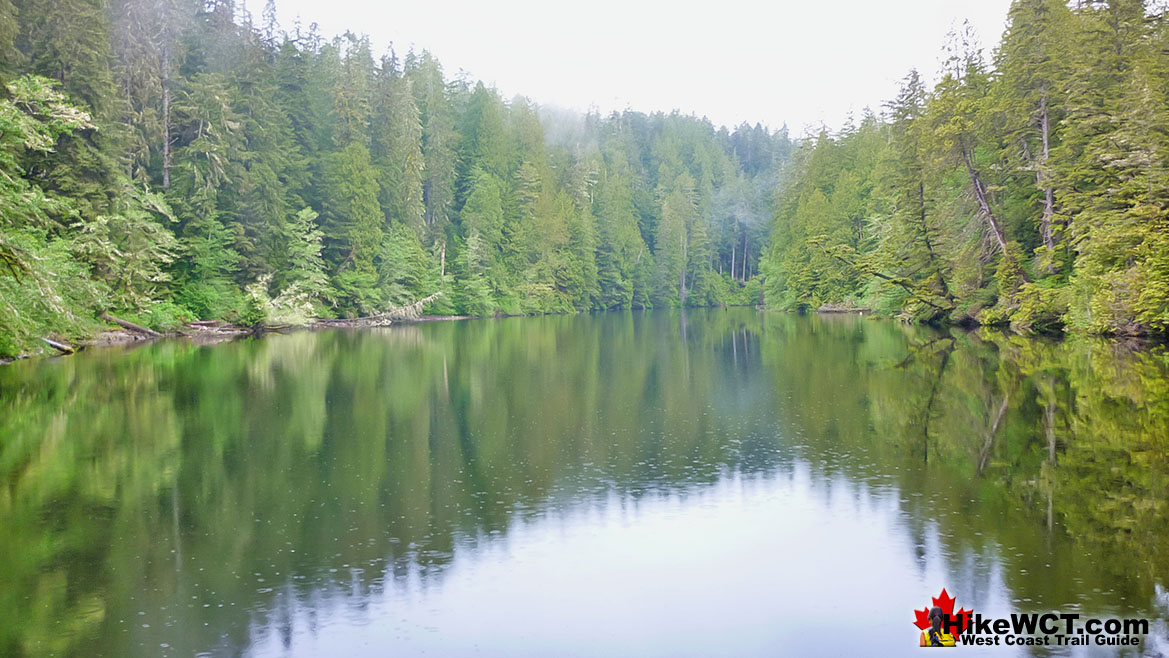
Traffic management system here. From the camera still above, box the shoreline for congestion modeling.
[0,314,476,366]
[4,306,1166,367]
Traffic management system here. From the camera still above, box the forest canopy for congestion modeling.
[1,0,1167,358]
[763,0,1169,337]
[0,0,788,356]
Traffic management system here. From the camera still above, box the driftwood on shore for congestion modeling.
[42,337,76,354]
[817,303,872,314]
[312,292,445,328]
[101,312,162,337]
[10,293,450,362]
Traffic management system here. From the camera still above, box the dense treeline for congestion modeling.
[764,0,1169,336]
[0,0,789,357]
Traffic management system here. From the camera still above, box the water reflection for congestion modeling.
[0,310,1167,656]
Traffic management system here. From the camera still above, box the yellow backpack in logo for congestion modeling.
[919,629,957,647]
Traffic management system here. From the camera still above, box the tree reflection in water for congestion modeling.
[0,310,1166,656]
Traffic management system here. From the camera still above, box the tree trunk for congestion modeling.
[1038,87,1056,254]
[918,181,953,300]
[162,40,171,189]
[123,34,133,179]
[964,149,1031,285]
[102,312,162,337]
[42,338,76,354]
[962,148,1009,254]
[733,214,741,281]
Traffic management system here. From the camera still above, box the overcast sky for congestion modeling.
[268,0,1014,136]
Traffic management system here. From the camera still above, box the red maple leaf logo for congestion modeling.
[914,588,972,637]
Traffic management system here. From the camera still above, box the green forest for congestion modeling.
[0,0,788,358]
[765,0,1169,336]
[1,0,1167,359]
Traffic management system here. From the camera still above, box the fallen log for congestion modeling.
[101,312,162,337]
[310,292,446,328]
[356,292,446,326]
[817,303,872,314]
[42,337,75,354]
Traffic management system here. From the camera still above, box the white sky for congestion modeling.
[268,0,1014,136]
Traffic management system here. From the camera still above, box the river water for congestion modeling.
[1,310,1166,656]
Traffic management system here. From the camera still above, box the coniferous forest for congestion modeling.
[0,0,787,357]
[765,1,1169,336]
[1,0,1168,358]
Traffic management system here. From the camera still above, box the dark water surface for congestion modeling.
[1,310,1167,657]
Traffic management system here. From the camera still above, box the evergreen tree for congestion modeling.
[594,147,646,309]
[0,0,18,80]
[378,222,430,306]
[655,172,697,306]
[321,141,382,278]
[166,72,245,318]
[996,0,1073,260]
[404,50,456,239]
[0,75,102,353]
[15,0,123,215]
[372,61,425,233]
[331,32,373,148]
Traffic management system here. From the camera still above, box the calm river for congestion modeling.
[1,310,1167,656]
